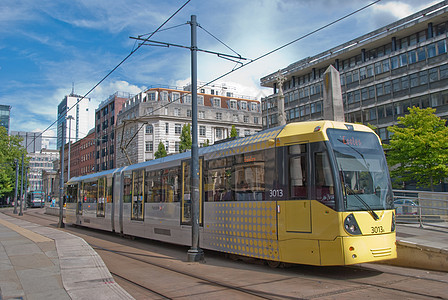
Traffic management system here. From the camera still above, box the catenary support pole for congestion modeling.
[18,154,24,216]
[13,159,19,214]
[58,120,65,228]
[187,14,204,262]
[24,167,28,211]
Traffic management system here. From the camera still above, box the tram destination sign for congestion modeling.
[327,128,380,150]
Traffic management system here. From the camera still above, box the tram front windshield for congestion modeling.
[327,128,393,211]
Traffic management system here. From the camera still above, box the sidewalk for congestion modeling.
[391,222,448,272]
[0,212,133,300]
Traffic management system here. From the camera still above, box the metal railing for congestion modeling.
[393,189,448,229]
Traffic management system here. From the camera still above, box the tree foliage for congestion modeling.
[0,127,27,198]
[154,141,167,159]
[385,107,448,190]
[230,125,238,138]
[179,124,191,153]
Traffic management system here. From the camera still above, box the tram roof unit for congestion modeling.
[67,121,376,184]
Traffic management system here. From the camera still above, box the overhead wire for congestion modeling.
[118,0,382,155]
[25,0,192,150]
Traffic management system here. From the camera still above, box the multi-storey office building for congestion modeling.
[115,86,262,167]
[261,2,448,143]
[28,149,59,192]
[0,104,11,134]
[95,92,130,172]
[57,93,92,149]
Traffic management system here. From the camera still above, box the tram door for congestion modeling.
[181,159,203,225]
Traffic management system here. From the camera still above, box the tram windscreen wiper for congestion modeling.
[344,183,379,221]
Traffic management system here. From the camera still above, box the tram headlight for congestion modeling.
[344,214,362,235]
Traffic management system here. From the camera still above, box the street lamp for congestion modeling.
[66,115,74,180]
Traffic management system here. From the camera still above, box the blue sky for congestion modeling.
[0,0,438,142]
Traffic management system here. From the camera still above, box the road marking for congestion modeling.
[0,218,52,243]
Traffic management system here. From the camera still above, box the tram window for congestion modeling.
[162,167,180,203]
[234,152,265,201]
[97,177,106,217]
[83,180,98,203]
[205,158,233,201]
[67,184,78,203]
[106,177,113,203]
[123,172,132,203]
[145,170,161,203]
[205,157,232,201]
[289,145,307,199]
[132,170,144,221]
[315,152,335,209]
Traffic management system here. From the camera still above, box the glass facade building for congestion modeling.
[0,104,11,134]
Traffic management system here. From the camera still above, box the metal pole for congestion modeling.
[19,153,24,216]
[187,14,204,262]
[24,167,28,211]
[58,120,65,228]
[13,159,18,214]
[67,115,74,180]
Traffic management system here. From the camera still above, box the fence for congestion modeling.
[393,189,448,229]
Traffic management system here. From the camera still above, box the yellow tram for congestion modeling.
[66,121,396,266]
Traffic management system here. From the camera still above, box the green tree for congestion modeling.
[179,124,191,153]
[0,127,27,198]
[385,107,448,191]
[230,125,238,138]
[154,141,167,159]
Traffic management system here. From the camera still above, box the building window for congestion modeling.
[216,128,223,139]
[175,141,180,152]
[216,112,222,120]
[199,125,206,136]
[254,116,259,124]
[187,109,192,117]
[241,101,247,110]
[184,94,192,103]
[174,108,181,116]
[145,142,153,152]
[213,97,221,107]
[161,91,168,101]
[165,123,169,134]
[172,93,180,102]
[244,115,249,123]
[244,130,250,137]
[198,95,204,105]
[251,103,257,111]
[233,114,238,122]
[165,141,169,151]
[145,124,153,134]
[148,92,156,101]
[199,111,205,119]
[230,100,237,109]
[175,123,182,134]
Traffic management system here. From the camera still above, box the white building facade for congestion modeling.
[116,86,262,167]
[28,149,59,192]
[57,93,93,149]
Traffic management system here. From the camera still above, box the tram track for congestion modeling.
[9,209,448,299]
[91,243,295,299]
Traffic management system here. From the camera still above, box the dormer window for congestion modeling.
[213,97,221,107]
[229,100,237,109]
[240,101,247,110]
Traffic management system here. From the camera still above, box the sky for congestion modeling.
[0,0,440,147]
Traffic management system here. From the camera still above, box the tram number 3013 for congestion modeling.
[371,225,384,234]
[269,189,284,198]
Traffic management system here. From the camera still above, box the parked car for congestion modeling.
[394,198,418,215]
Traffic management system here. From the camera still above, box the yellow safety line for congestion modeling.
[0,218,52,243]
